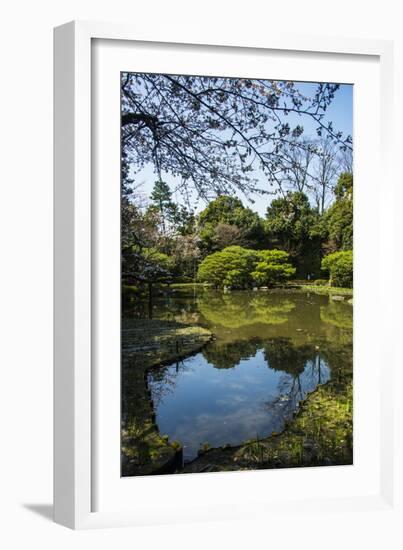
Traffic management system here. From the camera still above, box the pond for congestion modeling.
[124,286,353,464]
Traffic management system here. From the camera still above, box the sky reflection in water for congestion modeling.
[148,343,330,460]
[134,289,353,461]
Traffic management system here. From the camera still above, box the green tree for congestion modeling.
[148,180,195,257]
[321,250,353,288]
[251,250,296,287]
[197,246,294,289]
[197,246,257,289]
[198,196,266,253]
[128,247,173,287]
[174,206,196,236]
[323,173,353,251]
[121,199,163,284]
[150,180,177,235]
[265,192,323,277]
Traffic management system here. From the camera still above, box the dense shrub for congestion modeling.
[324,173,353,251]
[321,250,353,288]
[197,246,295,289]
[197,246,257,288]
[251,250,295,286]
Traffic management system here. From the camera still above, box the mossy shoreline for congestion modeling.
[298,284,353,297]
[121,288,352,476]
[182,359,352,473]
[121,319,213,476]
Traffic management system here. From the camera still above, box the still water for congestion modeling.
[127,287,353,461]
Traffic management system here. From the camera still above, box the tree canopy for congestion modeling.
[197,246,257,288]
[149,180,195,238]
[120,74,353,295]
[251,250,296,286]
[321,250,353,288]
[121,73,351,200]
[323,173,353,251]
[197,246,295,289]
[265,192,323,277]
[197,195,266,253]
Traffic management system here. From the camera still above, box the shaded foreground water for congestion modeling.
[122,286,353,473]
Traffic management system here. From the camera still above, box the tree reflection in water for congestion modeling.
[263,339,330,424]
[147,336,333,458]
[148,359,190,408]
[197,291,296,329]
[128,288,352,460]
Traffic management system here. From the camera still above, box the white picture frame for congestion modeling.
[54,20,400,530]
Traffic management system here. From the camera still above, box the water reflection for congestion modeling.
[148,338,331,460]
[197,292,296,328]
[133,288,352,346]
[321,300,353,329]
[124,288,352,462]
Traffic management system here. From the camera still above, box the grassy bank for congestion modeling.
[121,319,212,476]
[298,284,353,297]
[124,281,353,296]
[183,345,352,473]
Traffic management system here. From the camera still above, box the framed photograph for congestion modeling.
[54,21,398,529]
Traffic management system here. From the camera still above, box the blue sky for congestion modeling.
[296,82,353,137]
[129,81,353,216]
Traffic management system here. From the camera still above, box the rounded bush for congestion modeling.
[321,251,353,288]
[197,246,295,289]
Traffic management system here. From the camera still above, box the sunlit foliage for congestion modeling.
[321,250,353,288]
